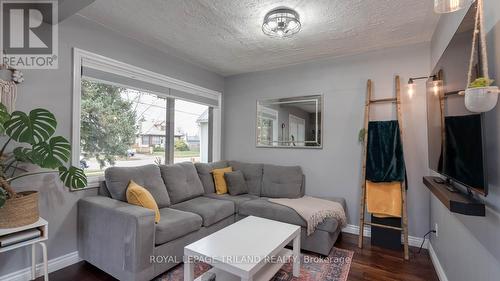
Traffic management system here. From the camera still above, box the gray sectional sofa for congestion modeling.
[78,161,346,281]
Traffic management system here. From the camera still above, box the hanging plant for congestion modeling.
[463,0,499,113]
[469,78,495,88]
[0,103,87,228]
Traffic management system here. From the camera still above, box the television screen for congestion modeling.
[427,3,488,195]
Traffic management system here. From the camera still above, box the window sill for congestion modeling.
[71,175,103,191]
[88,175,104,187]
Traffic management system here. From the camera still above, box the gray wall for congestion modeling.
[0,14,223,276]
[429,0,500,280]
[223,43,431,236]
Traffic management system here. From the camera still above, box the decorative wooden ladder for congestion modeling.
[358,76,409,260]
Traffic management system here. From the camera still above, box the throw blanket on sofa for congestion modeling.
[269,196,347,236]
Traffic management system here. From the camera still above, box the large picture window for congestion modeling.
[73,49,221,187]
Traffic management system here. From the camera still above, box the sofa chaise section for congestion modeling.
[196,161,346,256]
[237,196,346,255]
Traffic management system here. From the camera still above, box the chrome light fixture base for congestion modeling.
[262,8,301,38]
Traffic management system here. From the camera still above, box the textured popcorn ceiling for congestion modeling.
[78,0,439,76]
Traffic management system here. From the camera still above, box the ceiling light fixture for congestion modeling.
[434,0,473,14]
[262,8,301,38]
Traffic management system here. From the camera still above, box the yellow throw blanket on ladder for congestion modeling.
[366,181,402,218]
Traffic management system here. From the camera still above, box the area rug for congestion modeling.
[155,247,353,281]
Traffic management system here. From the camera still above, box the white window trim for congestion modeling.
[72,48,222,188]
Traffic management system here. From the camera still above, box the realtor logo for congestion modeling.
[0,0,58,69]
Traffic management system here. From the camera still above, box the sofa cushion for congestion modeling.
[170,197,235,226]
[195,161,228,194]
[238,198,339,233]
[105,164,171,208]
[228,161,263,196]
[155,208,202,245]
[261,164,304,198]
[159,162,205,204]
[204,193,258,212]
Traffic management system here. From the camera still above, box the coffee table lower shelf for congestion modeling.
[194,248,293,281]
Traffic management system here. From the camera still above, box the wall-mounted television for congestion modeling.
[427,3,488,195]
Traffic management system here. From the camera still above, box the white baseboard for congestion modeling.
[342,224,429,249]
[0,251,81,281]
[428,242,448,281]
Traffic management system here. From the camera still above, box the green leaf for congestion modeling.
[4,108,57,144]
[0,189,6,208]
[469,77,495,88]
[33,136,71,169]
[0,103,11,134]
[358,128,366,143]
[13,147,40,164]
[59,166,87,189]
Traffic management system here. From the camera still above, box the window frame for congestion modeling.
[72,48,222,189]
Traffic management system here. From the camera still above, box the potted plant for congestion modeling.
[464,77,499,113]
[461,0,499,113]
[0,103,87,228]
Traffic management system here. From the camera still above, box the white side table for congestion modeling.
[0,218,48,280]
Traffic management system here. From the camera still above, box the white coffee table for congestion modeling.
[184,216,301,281]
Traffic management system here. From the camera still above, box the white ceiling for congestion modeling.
[78,0,440,76]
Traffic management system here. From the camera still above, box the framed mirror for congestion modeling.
[256,95,322,148]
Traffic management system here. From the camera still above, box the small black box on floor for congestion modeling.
[371,215,402,251]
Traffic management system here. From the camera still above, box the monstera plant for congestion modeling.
[0,103,86,227]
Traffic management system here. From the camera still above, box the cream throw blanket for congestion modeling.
[269,196,347,236]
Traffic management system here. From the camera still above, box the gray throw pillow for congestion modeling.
[228,161,263,196]
[224,170,248,196]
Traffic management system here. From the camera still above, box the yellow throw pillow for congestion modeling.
[212,167,233,195]
[126,180,161,223]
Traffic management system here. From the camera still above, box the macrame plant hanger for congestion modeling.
[467,0,488,86]
[462,0,499,113]
[0,64,19,113]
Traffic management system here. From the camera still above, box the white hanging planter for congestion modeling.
[461,0,498,113]
[464,86,499,113]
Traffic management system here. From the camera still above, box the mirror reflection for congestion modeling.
[256,95,322,148]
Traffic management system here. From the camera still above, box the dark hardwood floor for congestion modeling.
[336,233,439,281]
[36,233,438,281]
